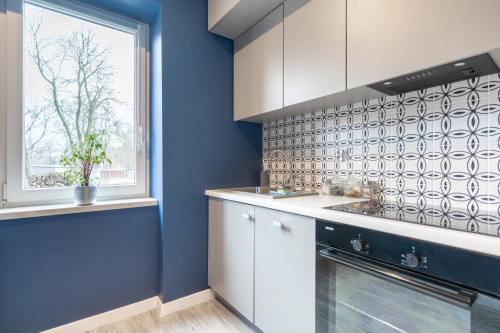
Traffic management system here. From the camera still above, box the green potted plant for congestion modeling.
[60,132,112,206]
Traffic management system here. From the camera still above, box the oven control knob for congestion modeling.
[351,239,367,252]
[405,252,421,268]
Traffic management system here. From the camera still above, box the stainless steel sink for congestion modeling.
[227,186,318,199]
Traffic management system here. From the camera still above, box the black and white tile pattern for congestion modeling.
[263,73,500,236]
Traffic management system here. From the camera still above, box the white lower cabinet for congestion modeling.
[254,207,316,333]
[208,198,255,321]
[208,199,316,332]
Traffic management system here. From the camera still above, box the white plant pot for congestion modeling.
[74,185,97,206]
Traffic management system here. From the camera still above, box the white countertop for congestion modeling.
[205,189,500,258]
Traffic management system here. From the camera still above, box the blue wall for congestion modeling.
[0,207,160,333]
[150,9,163,295]
[160,0,262,302]
[81,0,160,23]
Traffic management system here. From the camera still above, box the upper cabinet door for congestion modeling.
[347,0,500,89]
[234,6,283,121]
[284,0,346,107]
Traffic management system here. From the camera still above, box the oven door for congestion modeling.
[316,245,500,333]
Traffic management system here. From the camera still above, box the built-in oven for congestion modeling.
[316,220,500,333]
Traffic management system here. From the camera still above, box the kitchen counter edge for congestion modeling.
[205,189,500,258]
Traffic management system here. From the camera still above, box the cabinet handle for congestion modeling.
[242,213,253,220]
[272,221,283,228]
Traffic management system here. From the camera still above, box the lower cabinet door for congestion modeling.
[208,198,255,321]
[254,207,315,333]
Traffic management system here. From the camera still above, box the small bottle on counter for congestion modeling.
[260,166,270,188]
[321,178,332,195]
[329,176,345,196]
[362,180,379,203]
[344,177,363,197]
[362,180,373,201]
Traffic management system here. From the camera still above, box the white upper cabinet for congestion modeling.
[208,0,284,40]
[284,0,346,107]
[234,6,284,121]
[230,0,500,122]
[208,0,240,31]
[347,0,500,89]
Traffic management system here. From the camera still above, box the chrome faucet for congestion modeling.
[268,149,294,191]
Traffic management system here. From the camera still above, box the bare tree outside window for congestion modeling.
[23,3,136,188]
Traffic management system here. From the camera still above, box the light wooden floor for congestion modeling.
[87,299,256,333]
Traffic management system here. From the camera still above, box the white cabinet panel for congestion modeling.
[234,5,283,121]
[208,198,255,321]
[208,0,240,31]
[284,0,346,107]
[254,207,315,333]
[208,0,283,40]
[347,0,500,89]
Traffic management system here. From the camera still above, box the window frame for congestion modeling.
[1,0,7,208]
[4,0,150,207]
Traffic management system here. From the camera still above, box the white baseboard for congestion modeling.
[41,289,214,333]
[41,296,160,333]
[158,289,214,317]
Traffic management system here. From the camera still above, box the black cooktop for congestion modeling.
[324,201,498,237]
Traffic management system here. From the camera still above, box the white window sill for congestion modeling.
[0,198,158,221]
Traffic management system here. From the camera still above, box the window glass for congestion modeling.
[23,1,136,189]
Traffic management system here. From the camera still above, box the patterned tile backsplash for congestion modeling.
[263,73,500,236]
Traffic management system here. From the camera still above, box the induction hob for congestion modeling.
[323,201,498,237]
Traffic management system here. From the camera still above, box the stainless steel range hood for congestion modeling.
[367,53,500,95]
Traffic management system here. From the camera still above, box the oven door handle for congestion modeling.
[320,249,477,308]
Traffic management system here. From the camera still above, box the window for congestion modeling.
[4,0,149,206]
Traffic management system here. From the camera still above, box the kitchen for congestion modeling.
[206,0,500,332]
[0,0,499,332]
